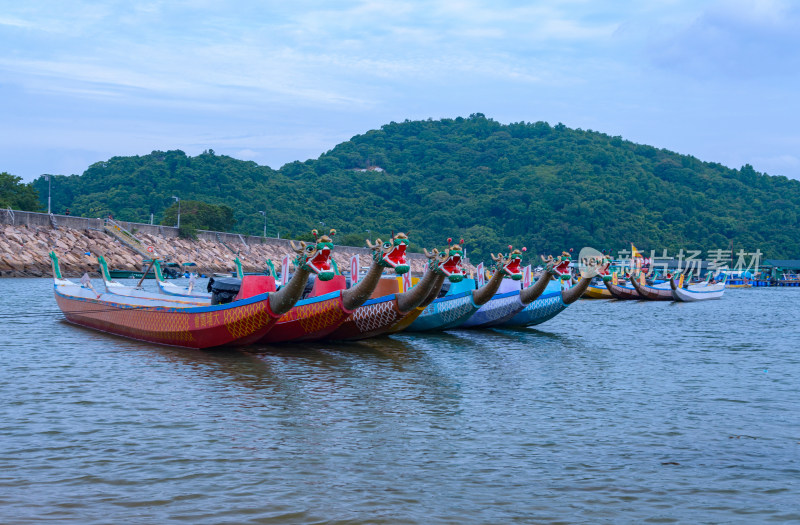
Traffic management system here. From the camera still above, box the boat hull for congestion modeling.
[54,288,276,349]
[604,281,641,300]
[671,285,725,301]
[326,294,407,341]
[257,291,352,344]
[630,278,673,301]
[109,270,155,280]
[499,290,567,327]
[583,284,613,299]
[406,292,479,332]
[459,290,526,328]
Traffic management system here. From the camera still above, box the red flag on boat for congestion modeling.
[523,265,532,288]
[402,271,412,292]
[281,254,291,286]
[476,262,485,287]
[350,254,360,285]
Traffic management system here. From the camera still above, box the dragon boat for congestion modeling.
[406,245,525,332]
[49,246,330,349]
[499,254,608,327]
[326,235,464,341]
[628,270,674,301]
[603,272,642,300]
[256,230,410,344]
[670,273,727,301]
[385,246,464,334]
[465,252,577,327]
[580,260,613,298]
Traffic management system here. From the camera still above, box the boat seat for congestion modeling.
[308,274,347,298]
[234,275,277,301]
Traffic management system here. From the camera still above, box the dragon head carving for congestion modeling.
[366,231,410,274]
[290,229,336,281]
[490,245,525,281]
[542,251,573,281]
[424,238,465,282]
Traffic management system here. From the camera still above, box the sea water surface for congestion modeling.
[1,278,798,524]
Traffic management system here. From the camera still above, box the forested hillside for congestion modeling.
[30,115,800,261]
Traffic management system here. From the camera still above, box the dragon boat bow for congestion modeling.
[258,230,412,343]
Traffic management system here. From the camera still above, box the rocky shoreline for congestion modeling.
[0,222,431,278]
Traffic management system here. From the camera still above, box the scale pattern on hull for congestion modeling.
[408,293,477,331]
[353,299,401,333]
[460,292,524,328]
[502,292,566,327]
[259,294,350,343]
[55,291,275,348]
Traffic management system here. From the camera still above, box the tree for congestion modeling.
[0,172,41,211]
[161,200,236,232]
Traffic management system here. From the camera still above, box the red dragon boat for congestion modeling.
[326,236,466,340]
[256,230,412,344]
[48,231,338,348]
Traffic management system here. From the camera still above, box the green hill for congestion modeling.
[31,114,800,261]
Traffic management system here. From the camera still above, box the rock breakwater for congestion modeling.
[0,222,430,278]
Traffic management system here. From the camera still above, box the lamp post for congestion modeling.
[45,175,51,214]
[258,210,267,237]
[171,196,180,228]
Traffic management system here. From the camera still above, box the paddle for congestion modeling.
[136,258,157,289]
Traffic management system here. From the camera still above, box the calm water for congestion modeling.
[1,278,798,524]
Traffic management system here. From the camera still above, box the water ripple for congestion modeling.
[0,281,798,523]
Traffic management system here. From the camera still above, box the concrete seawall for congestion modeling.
[0,210,437,278]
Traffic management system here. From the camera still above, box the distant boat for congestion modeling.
[108,259,179,280]
[108,269,155,279]
[670,274,726,301]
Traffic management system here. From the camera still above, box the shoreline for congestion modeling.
[1,211,433,278]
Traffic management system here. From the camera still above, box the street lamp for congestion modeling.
[258,210,267,237]
[171,196,180,228]
[45,175,51,214]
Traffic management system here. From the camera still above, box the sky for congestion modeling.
[2,0,800,181]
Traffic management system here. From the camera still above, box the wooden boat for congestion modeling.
[460,251,570,328]
[603,272,641,300]
[583,281,613,299]
[256,231,412,344]
[108,269,155,279]
[407,247,524,331]
[326,237,461,340]
[670,273,726,301]
[50,233,338,348]
[51,252,276,349]
[628,271,674,301]
[499,256,607,327]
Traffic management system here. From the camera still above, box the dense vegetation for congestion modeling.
[1,172,41,211]
[161,200,235,239]
[28,115,800,261]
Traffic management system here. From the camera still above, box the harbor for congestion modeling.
[1,277,797,523]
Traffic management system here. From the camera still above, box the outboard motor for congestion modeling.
[207,277,242,305]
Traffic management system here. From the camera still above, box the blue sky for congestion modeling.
[2,0,800,181]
